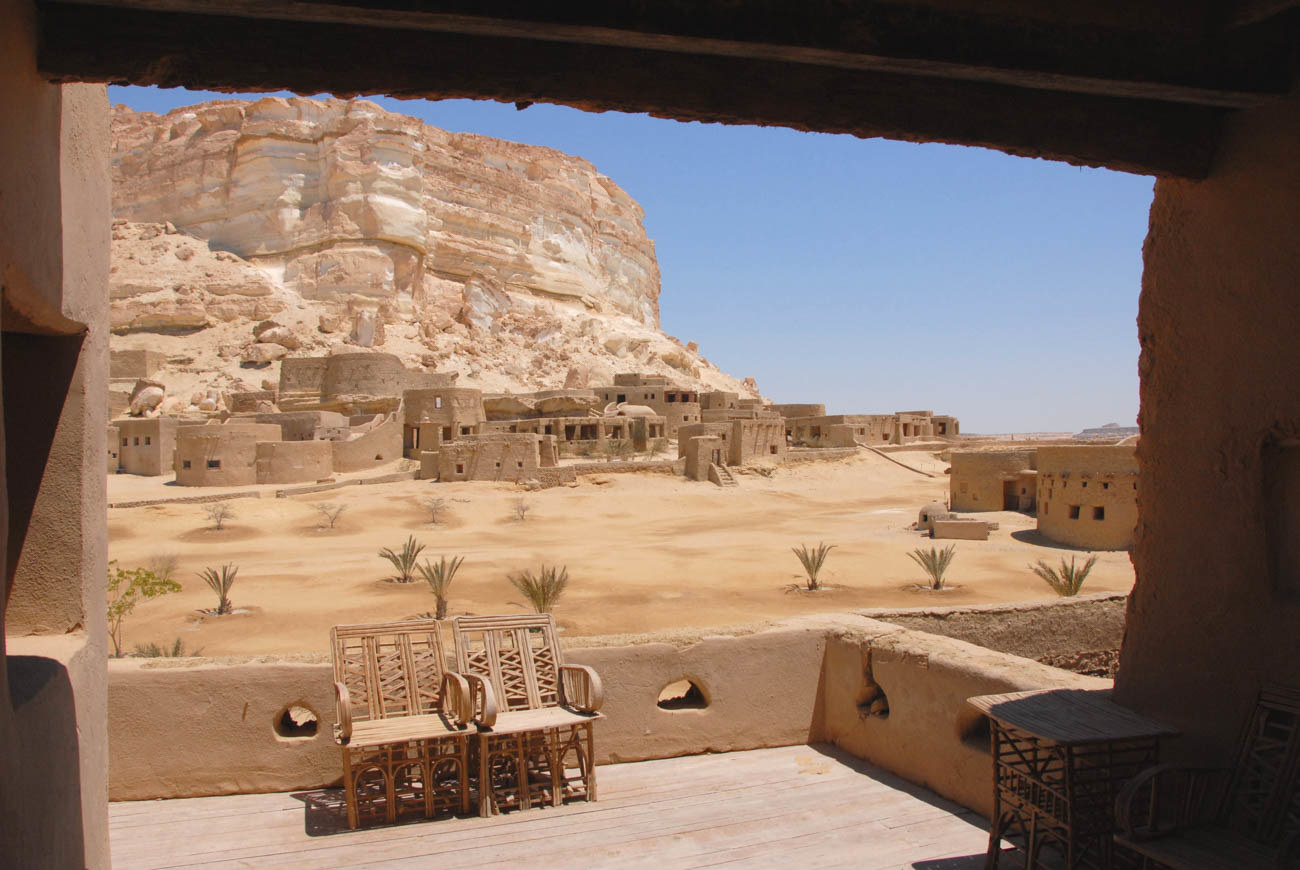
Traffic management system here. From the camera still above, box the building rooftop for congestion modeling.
[108,745,993,869]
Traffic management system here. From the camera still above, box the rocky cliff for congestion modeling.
[108,97,755,402]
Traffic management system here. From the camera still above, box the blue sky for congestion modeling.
[110,86,1154,433]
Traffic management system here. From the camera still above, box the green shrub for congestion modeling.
[509,564,569,613]
[198,563,239,614]
[418,555,464,619]
[791,542,836,591]
[379,535,426,583]
[908,545,957,590]
[1030,555,1099,596]
[107,561,183,657]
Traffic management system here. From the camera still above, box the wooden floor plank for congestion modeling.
[109,746,996,870]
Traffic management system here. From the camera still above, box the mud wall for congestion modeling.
[106,614,1108,817]
[1036,445,1139,550]
[1,3,111,862]
[330,414,402,472]
[255,439,333,484]
[1116,85,1300,761]
[949,449,1036,512]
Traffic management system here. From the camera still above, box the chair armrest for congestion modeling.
[1115,762,1227,841]
[560,664,604,713]
[333,681,353,743]
[440,671,472,728]
[464,673,499,728]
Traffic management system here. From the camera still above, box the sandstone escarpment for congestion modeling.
[109,97,755,402]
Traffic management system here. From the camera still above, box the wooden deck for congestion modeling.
[109,745,997,869]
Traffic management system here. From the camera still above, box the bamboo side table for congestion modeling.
[968,689,1177,870]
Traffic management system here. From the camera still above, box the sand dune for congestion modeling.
[106,450,1135,655]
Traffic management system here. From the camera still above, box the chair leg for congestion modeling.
[515,736,532,811]
[341,746,359,830]
[383,748,397,825]
[548,729,564,808]
[584,723,597,803]
[459,738,471,816]
[479,735,494,817]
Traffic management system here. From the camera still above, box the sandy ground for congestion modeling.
[106,450,1136,655]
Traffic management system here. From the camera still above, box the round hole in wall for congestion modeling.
[274,703,319,738]
[657,679,708,710]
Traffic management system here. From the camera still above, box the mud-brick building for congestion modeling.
[595,373,702,435]
[1037,445,1139,550]
[402,387,486,458]
[431,433,559,482]
[678,418,787,470]
[948,449,1038,512]
[113,417,179,476]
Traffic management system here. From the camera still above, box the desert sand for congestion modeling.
[106,450,1135,655]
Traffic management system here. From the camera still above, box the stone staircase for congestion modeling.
[709,463,738,488]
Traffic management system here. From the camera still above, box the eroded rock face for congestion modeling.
[107,96,761,405]
[111,97,660,327]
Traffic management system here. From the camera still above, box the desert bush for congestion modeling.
[570,442,596,458]
[417,555,464,619]
[202,502,235,530]
[147,552,179,583]
[107,561,182,657]
[791,542,836,591]
[199,563,239,614]
[509,564,569,613]
[134,638,202,658]
[513,497,531,522]
[908,544,957,590]
[1030,555,1099,597]
[604,439,634,460]
[314,502,347,529]
[422,495,448,525]
[379,535,426,583]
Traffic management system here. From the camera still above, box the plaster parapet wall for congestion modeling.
[106,613,1108,813]
[820,623,1109,817]
[330,414,401,472]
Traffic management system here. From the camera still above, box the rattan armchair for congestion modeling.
[450,614,604,816]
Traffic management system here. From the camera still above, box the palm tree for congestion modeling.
[199,563,238,614]
[417,555,464,619]
[792,542,836,591]
[1030,555,1099,596]
[509,564,569,613]
[908,545,957,590]
[379,535,426,583]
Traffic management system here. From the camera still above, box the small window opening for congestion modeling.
[1094,506,1106,520]
[207,459,221,469]
[1102,482,1110,490]
[145,436,151,446]
[273,704,319,738]
[516,461,524,469]
[456,463,465,474]
[182,460,192,469]
[374,454,382,461]
[657,679,708,710]
[1069,505,1081,520]
[121,437,128,446]
[1082,481,1089,488]
[434,396,442,409]
[133,437,140,446]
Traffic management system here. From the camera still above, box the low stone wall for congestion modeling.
[567,459,679,475]
[784,447,860,464]
[865,593,1127,662]
[106,613,1113,814]
[108,491,262,509]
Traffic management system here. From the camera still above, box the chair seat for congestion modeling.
[484,706,603,735]
[1116,827,1280,870]
[344,713,469,748]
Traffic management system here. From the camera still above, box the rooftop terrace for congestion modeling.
[108,746,995,869]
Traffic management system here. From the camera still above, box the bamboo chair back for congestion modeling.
[330,620,452,724]
[1221,684,1300,846]
[451,614,563,713]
